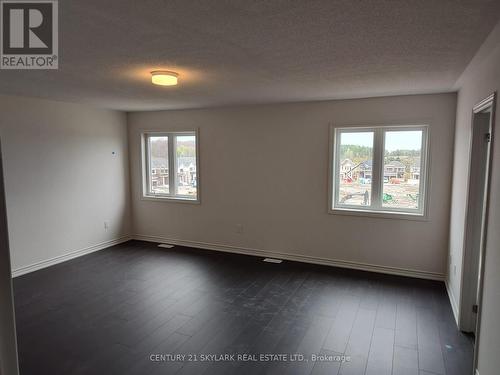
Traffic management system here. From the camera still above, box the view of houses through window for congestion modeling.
[174,135,197,196]
[335,127,425,213]
[382,130,422,209]
[149,136,169,194]
[146,132,198,200]
[339,132,374,206]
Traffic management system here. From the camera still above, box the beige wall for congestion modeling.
[128,93,456,278]
[0,95,131,273]
[448,20,500,375]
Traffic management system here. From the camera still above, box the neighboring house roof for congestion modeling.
[177,156,196,171]
[150,156,196,171]
[151,156,168,169]
[385,160,405,168]
[341,158,354,166]
[360,160,373,169]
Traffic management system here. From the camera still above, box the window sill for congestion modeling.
[141,195,200,204]
[329,207,428,221]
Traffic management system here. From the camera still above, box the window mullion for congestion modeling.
[371,128,384,209]
[145,135,152,195]
[333,129,340,208]
[168,135,175,196]
[418,127,428,213]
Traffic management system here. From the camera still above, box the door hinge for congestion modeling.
[472,304,478,313]
[485,133,491,142]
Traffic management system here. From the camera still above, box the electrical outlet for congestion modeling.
[235,224,243,234]
[104,221,109,230]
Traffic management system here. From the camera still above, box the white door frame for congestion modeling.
[459,93,495,332]
[457,92,496,372]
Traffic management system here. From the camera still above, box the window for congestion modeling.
[337,131,374,207]
[143,131,199,202]
[331,125,428,217]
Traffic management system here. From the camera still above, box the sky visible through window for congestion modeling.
[341,130,422,151]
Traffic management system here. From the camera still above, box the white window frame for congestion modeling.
[142,129,200,203]
[329,124,429,220]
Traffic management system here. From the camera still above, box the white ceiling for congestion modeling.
[0,0,499,111]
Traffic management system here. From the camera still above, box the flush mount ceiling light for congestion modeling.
[151,71,179,86]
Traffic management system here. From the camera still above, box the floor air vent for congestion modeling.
[158,244,175,249]
[263,258,283,264]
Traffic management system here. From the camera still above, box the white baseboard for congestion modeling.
[445,279,460,325]
[11,233,446,281]
[134,234,446,281]
[11,235,132,277]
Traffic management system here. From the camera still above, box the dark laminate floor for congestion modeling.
[13,240,473,375]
